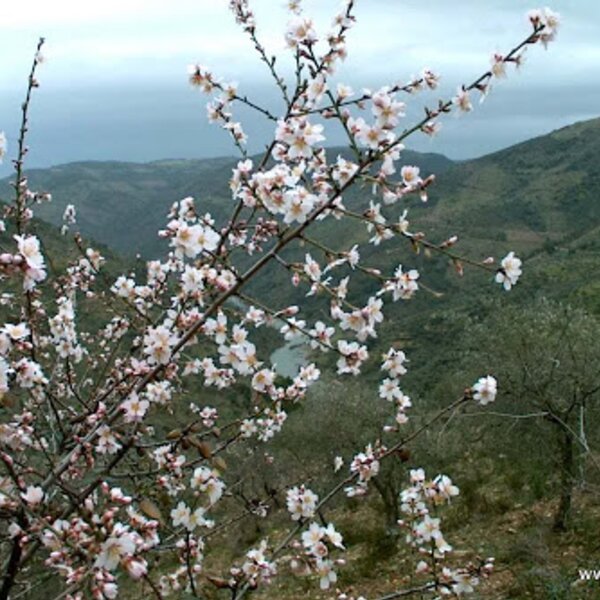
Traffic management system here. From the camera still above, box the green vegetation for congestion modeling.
[2,117,599,598]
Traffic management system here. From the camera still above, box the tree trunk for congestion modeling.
[554,429,575,531]
[372,478,400,536]
[0,511,26,600]
[578,403,589,489]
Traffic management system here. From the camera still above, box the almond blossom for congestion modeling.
[308,321,334,350]
[496,251,522,290]
[382,347,408,377]
[14,234,47,289]
[453,87,473,112]
[285,16,318,48]
[21,485,44,506]
[286,485,319,520]
[171,221,220,258]
[190,466,225,504]
[400,165,422,187]
[121,394,150,423]
[2,323,29,341]
[143,324,179,365]
[241,540,277,586]
[275,117,324,160]
[0,6,560,598]
[95,526,138,571]
[472,375,498,405]
[336,340,369,375]
[383,265,420,301]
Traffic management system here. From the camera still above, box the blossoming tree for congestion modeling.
[0,2,559,598]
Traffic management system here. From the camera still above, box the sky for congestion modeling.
[0,0,598,175]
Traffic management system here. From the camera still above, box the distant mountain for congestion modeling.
[1,118,598,399]
[422,117,600,254]
[1,118,598,323]
[3,117,599,264]
[0,148,453,258]
[0,156,236,258]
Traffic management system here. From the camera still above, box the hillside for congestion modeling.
[3,117,599,353]
[423,117,600,253]
[2,120,600,599]
[2,117,599,310]
[0,208,129,335]
[2,119,600,392]
[0,150,453,258]
[0,156,236,258]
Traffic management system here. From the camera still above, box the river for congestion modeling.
[270,338,311,379]
[228,297,310,378]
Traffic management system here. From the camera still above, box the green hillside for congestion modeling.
[425,117,600,252]
[3,117,599,373]
[0,156,234,257]
[0,150,453,258]
[1,119,600,598]
[3,118,598,262]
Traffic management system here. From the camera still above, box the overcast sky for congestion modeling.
[1,0,598,174]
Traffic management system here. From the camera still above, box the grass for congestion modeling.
[221,489,600,600]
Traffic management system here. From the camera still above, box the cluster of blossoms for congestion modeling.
[336,339,369,375]
[286,484,319,520]
[285,485,345,590]
[61,203,77,234]
[170,500,214,530]
[191,465,226,504]
[295,522,345,590]
[398,469,494,596]
[162,198,221,259]
[159,535,206,595]
[0,3,559,599]
[189,403,219,427]
[345,443,384,498]
[39,484,159,598]
[143,323,180,366]
[236,540,278,588]
[528,7,561,43]
[64,246,105,295]
[275,117,325,162]
[187,63,248,145]
[0,234,47,290]
[380,348,412,428]
[48,296,84,361]
[0,316,47,405]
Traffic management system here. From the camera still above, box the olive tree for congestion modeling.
[465,301,600,531]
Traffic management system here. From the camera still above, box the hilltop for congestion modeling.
[0,150,453,258]
[2,117,598,263]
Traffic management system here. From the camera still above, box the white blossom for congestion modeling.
[473,375,497,405]
[95,526,137,571]
[495,252,522,290]
[21,485,44,506]
[0,131,6,163]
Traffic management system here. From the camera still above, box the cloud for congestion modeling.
[0,0,221,28]
[2,0,598,88]
[0,0,598,170]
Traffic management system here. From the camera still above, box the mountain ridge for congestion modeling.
[0,117,598,263]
